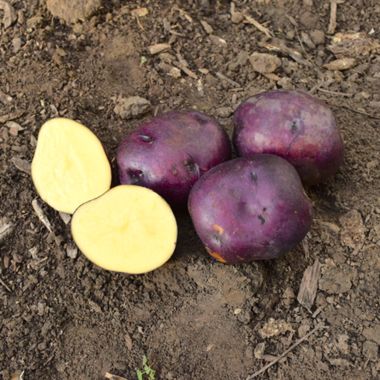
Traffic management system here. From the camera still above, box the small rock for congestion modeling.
[6,121,23,136]
[362,340,378,361]
[310,30,325,45]
[254,342,266,359]
[0,0,17,29]
[66,244,78,259]
[339,210,365,250]
[319,267,352,294]
[336,334,349,354]
[282,287,295,306]
[324,58,356,71]
[113,96,151,120]
[59,212,71,225]
[362,324,380,345]
[200,20,213,34]
[249,53,281,74]
[259,318,293,338]
[168,67,181,78]
[298,321,310,338]
[46,0,102,23]
[12,37,22,53]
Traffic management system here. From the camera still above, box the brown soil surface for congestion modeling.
[1,1,380,379]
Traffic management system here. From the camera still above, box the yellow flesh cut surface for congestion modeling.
[31,118,111,214]
[71,185,178,274]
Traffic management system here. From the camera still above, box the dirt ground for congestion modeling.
[1,1,380,379]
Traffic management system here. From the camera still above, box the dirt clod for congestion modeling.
[46,0,102,23]
[113,96,151,120]
[249,53,281,74]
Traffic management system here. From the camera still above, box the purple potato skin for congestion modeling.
[233,90,344,185]
[188,155,313,263]
[117,111,231,206]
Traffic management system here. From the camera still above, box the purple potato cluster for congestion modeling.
[117,111,231,206]
[188,155,313,263]
[233,90,344,185]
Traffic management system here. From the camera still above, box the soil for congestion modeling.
[1,1,380,379]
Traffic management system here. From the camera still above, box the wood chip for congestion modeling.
[148,43,171,55]
[243,14,272,38]
[0,217,14,243]
[324,58,356,71]
[0,0,17,29]
[297,259,321,311]
[124,332,133,350]
[175,64,198,79]
[259,39,312,66]
[200,20,213,34]
[105,373,127,380]
[131,7,148,17]
[11,157,31,174]
[209,34,227,47]
[32,199,53,233]
[0,110,23,124]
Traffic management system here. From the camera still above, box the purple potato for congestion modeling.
[233,90,344,185]
[188,155,313,263]
[117,111,231,206]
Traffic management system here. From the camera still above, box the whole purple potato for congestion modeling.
[188,155,313,263]
[233,90,344,185]
[117,111,231,206]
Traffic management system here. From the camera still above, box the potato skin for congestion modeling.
[117,111,231,206]
[188,155,313,263]
[233,90,344,185]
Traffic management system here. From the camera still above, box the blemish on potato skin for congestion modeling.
[127,169,144,184]
[212,224,224,235]
[258,215,266,224]
[250,172,258,182]
[139,134,154,143]
[209,250,227,263]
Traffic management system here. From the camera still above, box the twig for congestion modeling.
[328,0,344,35]
[246,325,326,379]
[31,199,53,233]
[0,277,12,292]
[215,72,241,87]
[317,88,353,97]
[243,14,272,38]
[331,104,380,120]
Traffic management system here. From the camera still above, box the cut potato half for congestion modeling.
[71,185,177,274]
[31,118,111,214]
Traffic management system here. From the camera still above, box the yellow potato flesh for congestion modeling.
[71,185,177,274]
[31,118,111,214]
